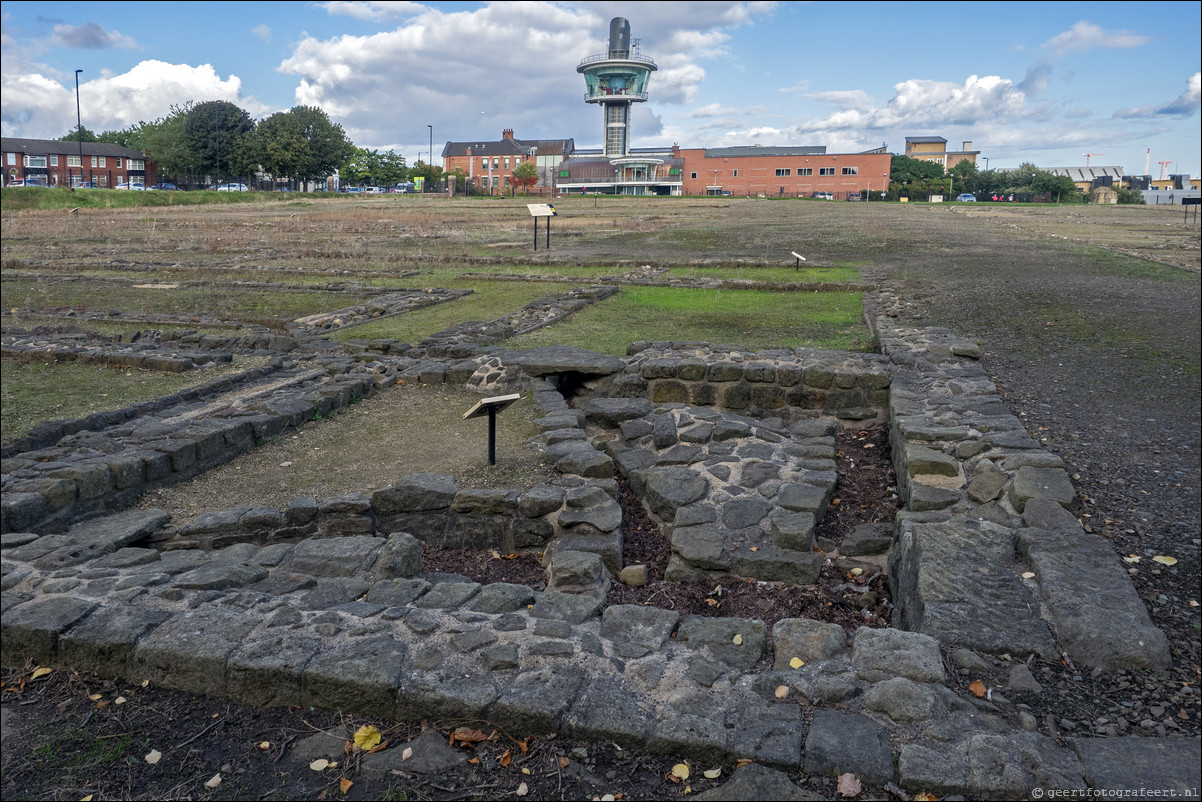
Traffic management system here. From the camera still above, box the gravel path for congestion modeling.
[868,208,1201,736]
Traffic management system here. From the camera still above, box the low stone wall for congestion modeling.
[609,342,891,424]
[1,369,378,535]
[143,472,621,563]
[2,334,233,373]
[4,511,1196,799]
[291,288,472,334]
[876,318,1171,672]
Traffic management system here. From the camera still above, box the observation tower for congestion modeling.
[577,18,656,158]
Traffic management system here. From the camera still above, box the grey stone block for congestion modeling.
[676,616,766,670]
[804,709,893,784]
[1,595,98,664]
[227,634,322,707]
[772,618,847,669]
[851,627,945,684]
[303,636,407,718]
[490,666,583,734]
[133,607,257,697]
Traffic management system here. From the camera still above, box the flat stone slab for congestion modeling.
[804,710,894,785]
[508,346,626,377]
[1071,737,1202,798]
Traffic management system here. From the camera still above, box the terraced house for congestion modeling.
[2,137,157,188]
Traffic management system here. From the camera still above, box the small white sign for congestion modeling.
[527,203,557,217]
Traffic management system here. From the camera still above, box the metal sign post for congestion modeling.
[791,251,806,271]
[462,393,521,465]
[528,203,557,251]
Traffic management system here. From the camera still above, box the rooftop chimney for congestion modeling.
[502,129,514,140]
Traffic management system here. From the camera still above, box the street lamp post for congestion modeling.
[428,124,433,191]
[74,69,83,187]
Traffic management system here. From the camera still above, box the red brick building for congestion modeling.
[675,145,892,199]
[441,129,573,195]
[2,137,157,188]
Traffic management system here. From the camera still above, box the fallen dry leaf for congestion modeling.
[339,777,353,794]
[114,696,126,705]
[516,782,529,796]
[450,727,490,745]
[353,725,381,752]
[913,793,939,801]
[88,693,102,701]
[204,773,222,790]
[734,758,755,769]
[789,657,805,669]
[774,685,790,699]
[402,746,413,760]
[30,667,52,681]
[969,680,987,698]
[732,634,743,645]
[259,741,271,750]
[310,759,330,772]
[837,772,862,798]
[145,749,162,765]
[671,763,690,781]
[1152,555,1178,566]
[558,756,571,769]
[500,749,512,767]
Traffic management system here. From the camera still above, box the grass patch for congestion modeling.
[0,185,332,211]
[1,280,369,326]
[137,383,551,519]
[1,356,267,441]
[506,285,869,355]
[666,265,863,283]
[332,280,573,342]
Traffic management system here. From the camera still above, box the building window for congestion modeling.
[732,169,738,177]
[50,155,59,166]
[481,158,488,169]
[127,159,144,171]
[775,168,791,177]
[690,172,697,179]
[819,167,835,176]
[24,155,48,168]
[67,155,81,167]
[936,158,943,164]
[798,168,812,176]
[116,157,122,168]
[559,170,569,178]
[5,153,15,166]
[504,158,510,170]
[669,168,680,175]
[842,166,858,175]
[492,158,499,168]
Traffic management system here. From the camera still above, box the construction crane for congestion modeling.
[1082,153,1102,168]
[1158,161,1172,180]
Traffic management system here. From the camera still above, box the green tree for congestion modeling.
[510,160,539,195]
[58,125,98,142]
[184,100,255,183]
[139,103,196,179]
[257,105,355,186]
[890,154,945,184]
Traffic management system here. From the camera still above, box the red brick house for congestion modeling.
[2,137,157,188]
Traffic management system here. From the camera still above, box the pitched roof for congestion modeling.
[1,137,147,158]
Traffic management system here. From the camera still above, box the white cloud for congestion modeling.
[50,22,138,50]
[280,2,776,150]
[1041,21,1154,56]
[1114,72,1201,118]
[319,2,429,22]
[1,61,270,139]
[253,25,272,43]
[802,89,875,113]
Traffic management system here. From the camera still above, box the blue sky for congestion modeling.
[2,1,1199,176]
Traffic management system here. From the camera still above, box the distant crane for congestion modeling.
[1158,161,1172,180]
[1082,153,1102,168]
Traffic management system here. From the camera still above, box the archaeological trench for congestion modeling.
[2,272,1198,799]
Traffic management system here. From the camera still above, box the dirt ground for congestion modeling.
[2,197,1199,800]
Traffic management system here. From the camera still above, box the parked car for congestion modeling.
[957,193,977,202]
[364,186,387,194]
[811,191,834,200]
[149,182,179,191]
[7,177,48,187]
[115,182,147,190]
[341,186,365,194]
[212,183,249,192]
